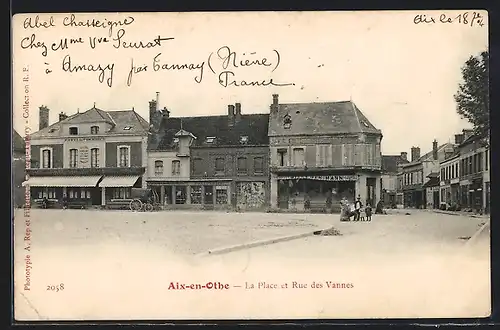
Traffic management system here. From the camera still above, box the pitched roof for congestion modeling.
[402,143,455,167]
[382,155,409,173]
[268,101,381,136]
[154,114,269,150]
[13,129,25,152]
[423,176,440,188]
[30,107,149,138]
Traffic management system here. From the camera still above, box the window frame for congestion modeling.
[69,127,78,135]
[69,148,78,168]
[154,160,164,176]
[40,147,53,169]
[117,145,131,168]
[90,148,100,168]
[172,160,181,176]
[90,126,99,135]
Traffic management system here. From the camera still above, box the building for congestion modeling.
[438,133,463,209]
[268,95,383,212]
[23,105,149,207]
[381,152,409,207]
[399,140,455,208]
[13,129,26,207]
[455,130,490,213]
[148,100,270,211]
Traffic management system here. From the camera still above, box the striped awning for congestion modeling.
[99,176,140,187]
[22,176,103,187]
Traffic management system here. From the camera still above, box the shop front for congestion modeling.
[101,175,142,206]
[147,179,233,210]
[274,172,379,212]
[22,175,103,207]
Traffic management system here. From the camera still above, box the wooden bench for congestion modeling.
[33,199,59,209]
[106,199,133,210]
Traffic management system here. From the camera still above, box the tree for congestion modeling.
[454,50,489,143]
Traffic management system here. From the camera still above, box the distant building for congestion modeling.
[268,94,383,212]
[454,130,489,213]
[398,140,455,208]
[12,129,26,207]
[23,105,149,207]
[148,98,270,210]
[381,152,409,207]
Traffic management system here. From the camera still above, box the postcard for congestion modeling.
[12,10,490,321]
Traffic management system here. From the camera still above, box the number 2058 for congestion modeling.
[47,283,64,292]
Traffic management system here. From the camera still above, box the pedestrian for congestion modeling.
[365,203,372,221]
[42,196,48,209]
[62,194,68,210]
[354,196,363,221]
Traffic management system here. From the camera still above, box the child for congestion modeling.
[365,203,372,221]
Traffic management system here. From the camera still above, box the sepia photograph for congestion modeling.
[12,10,489,320]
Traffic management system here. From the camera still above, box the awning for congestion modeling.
[278,175,357,181]
[99,176,140,187]
[22,176,102,187]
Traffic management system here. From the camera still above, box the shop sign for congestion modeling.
[79,146,89,164]
[279,175,357,181]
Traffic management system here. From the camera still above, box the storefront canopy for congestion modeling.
[278,175,357,181]
[22,176,103,187]
[99,176,140,187]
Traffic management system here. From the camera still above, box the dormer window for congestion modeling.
[69,127,78,135]
[240,135,249,144]
[90,126,99,134]
[205,136,216,144]
[283,114,292,129]
[123,126,132,130]
[173,138,179,144]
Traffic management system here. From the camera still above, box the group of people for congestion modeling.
[340,196,372,221]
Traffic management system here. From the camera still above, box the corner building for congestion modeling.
[268,95,383,212]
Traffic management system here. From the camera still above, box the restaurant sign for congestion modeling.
[279,175,357,181]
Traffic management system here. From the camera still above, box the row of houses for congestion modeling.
[18,93,386,212]
[385,130,490,214]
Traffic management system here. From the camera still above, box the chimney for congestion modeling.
[162,107,170,119]
[462,129,474,141]
[411,146,420,162]
[270,94,279,113]
[455,134,464,145]
[39,106,49,130]
[59,112,68,122]
[400,152,408,161]
[155,92,160,111]
[235,103,242,123]
[227,104,235,126]
[432,139,438,160]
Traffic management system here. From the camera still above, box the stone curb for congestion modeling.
[199,230,321,257]
[465,220,490,248]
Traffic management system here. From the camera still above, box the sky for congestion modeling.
[12,10,488,154]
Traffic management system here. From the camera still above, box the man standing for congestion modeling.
[354,196,363,221]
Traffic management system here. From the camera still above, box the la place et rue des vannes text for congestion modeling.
[20,15,295,89]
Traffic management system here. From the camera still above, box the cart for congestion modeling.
[129,188,161,212]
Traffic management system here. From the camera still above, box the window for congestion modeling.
[293,148,304,166]
[154,160,163,176]
[278,149,287,166]
[237,157,247,174]
[41,147,52,168]
[190,186,202,204]
[205,136,216,144]
[69,127,78,135]
[81,189,91,199]
[254,157,264,174]
[172,160,181,176]
[112,188,130,199]
[283,114,292,129]
[215,157,225,173]
[441,168,445,181]
[193,158,203,175]
[69,148,78,168]
[175,186,186,204]
[91,148,99,168]
[118,146,130,167]
[90,126,99,134]
[123,126,133,131]
[485,149,489,170]
[216,187,228,204]
[478,152,483,172]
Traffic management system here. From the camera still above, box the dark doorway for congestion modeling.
[91,187,102,205]
[433,190,439,209]
[278,180,289,209]
[204,185,214,207]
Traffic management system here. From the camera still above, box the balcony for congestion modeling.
[26,167,146,176]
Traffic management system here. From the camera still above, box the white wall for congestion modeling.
[147,151,190,180]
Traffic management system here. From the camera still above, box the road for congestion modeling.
[13,208,490,320]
